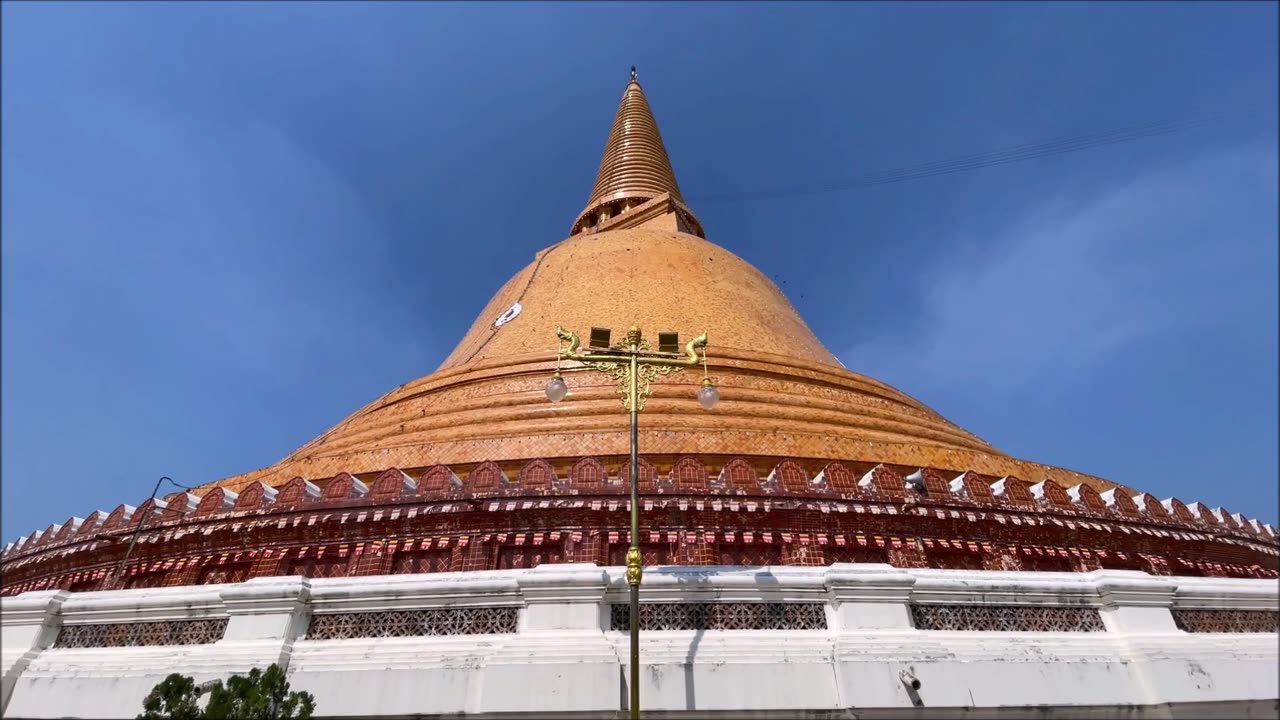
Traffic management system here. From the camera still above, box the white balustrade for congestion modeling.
[0,564,1275,719]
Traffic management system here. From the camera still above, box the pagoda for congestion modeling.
[3,71,1275,591]
[1,70,1277,720]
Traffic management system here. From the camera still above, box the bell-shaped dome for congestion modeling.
[201,70,1119,496]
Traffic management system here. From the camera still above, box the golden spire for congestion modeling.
[571,67,700,237]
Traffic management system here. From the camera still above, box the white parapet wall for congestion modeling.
[1,564,1277,719]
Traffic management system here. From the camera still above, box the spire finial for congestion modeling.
[569,72,703,238]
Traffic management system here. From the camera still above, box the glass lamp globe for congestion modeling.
[545,374,568,403]
[697,380,720,410]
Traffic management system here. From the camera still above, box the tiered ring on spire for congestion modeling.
[571,69,695,236]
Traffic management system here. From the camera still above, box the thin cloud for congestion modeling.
[847,144,1278,396]
[1,81,441,534]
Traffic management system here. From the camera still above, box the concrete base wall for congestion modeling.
[2,565,1276,719]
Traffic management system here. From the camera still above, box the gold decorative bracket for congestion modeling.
[555,326,708,412]
[625,546,643,586]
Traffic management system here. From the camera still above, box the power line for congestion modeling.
[687,115,1226,204]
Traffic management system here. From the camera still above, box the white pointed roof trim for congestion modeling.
[1131,492,1159,512]
[856,467,897,491]
[1186,501,1211,519]
[1028,480,1056,502]
[40,522,65,543]
[210,488,238,510]
[810,466,837,490]
[1065,484,1090,504]
[294,479,323,499]
[381,470,417,493]
[168,493,199,513]
[764,466,782,487]
[989,477,1016,498]
[82,510,108,526]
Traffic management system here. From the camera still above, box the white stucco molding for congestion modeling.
[305,570,522,614]
[8,581,298,718]
[0,590,70,645]
[219,575,311,612]
[57,583,230,624]
[515,562,609,632]
[908,568,1102,606]
[1085,569,1178,634]
[3,566,1278,718]
[480,564,620,715]
[825,562,916,631]
[1,590,69,713]
[1088,570,1177,606]
[1170,575,1280,611]
[1110,574,1277,707]
[217,576,312,670]
[296,567,617,638]
[604,565,829,604]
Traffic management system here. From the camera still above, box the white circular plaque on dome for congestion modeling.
[493,302,522,329]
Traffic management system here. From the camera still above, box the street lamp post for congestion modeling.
[110,476,189,589]
[545,325,717,720]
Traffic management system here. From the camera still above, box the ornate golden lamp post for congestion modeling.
[546,325,717,720]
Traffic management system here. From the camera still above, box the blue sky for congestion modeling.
[2,1,1276,540]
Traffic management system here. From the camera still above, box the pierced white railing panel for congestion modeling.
[610,602,828,631]
[910,604,1105,632]
[306,607,519,639]
[53,618,228,648]
[1172,609,1279,634]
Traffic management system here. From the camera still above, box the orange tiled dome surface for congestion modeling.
[190,74,1121,497]
[200,223,1121,497]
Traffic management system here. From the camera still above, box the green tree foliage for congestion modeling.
[138,673,203,720]
[204,664,314,720]
[137,664,314,720]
